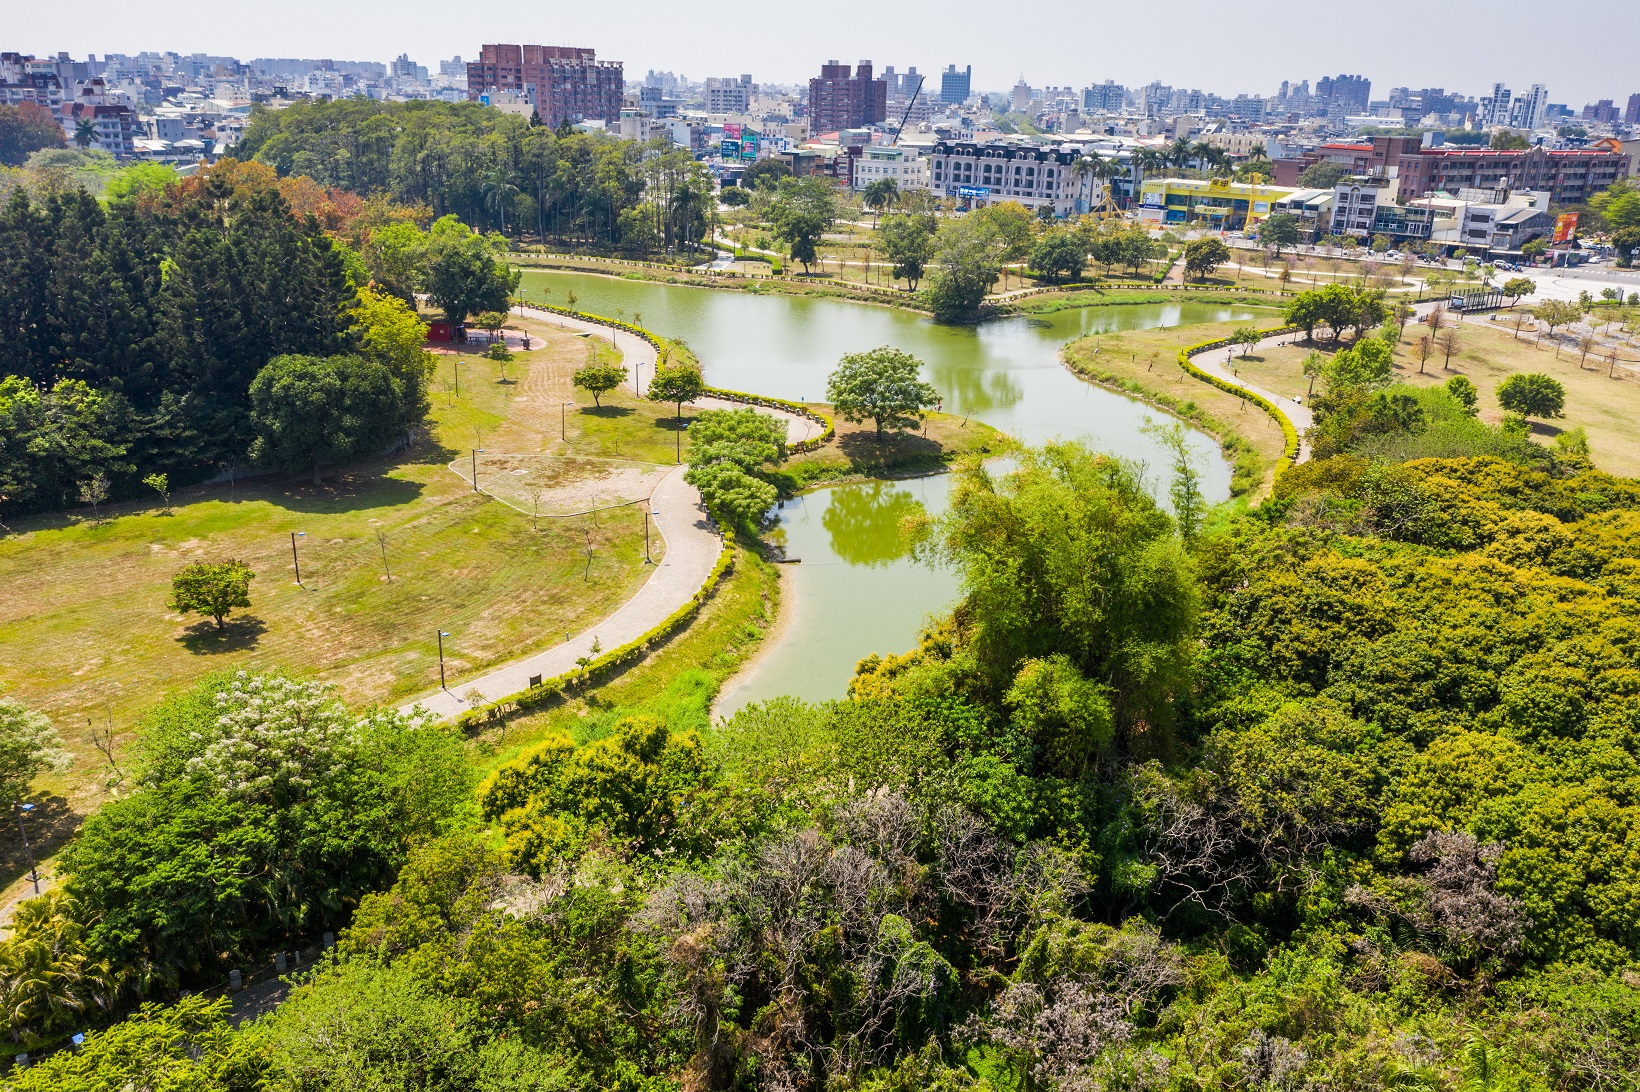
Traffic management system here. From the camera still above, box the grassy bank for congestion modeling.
[1061,319,1290,498]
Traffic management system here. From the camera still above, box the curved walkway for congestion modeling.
[1190,331,1316,464]
[399,466,719,720]
[400,307,719,721]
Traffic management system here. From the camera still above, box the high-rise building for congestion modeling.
[1478,82,1513,128]
[808,60,887,133]
[439,56,465,78]
[1010,78,1033,112]
[704,76,751,114]
[466,44,624,128]
[1626,92,1640,125]
[1316,73,1370,115]
[1511,83,1548,130]
[1082,80,1125,113]
[1582,99,1620,124]
[939,64,971,106]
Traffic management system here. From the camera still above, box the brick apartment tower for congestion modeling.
[466,44,623,128]
[808,60,888,134]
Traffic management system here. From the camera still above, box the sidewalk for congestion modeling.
[398,309,725,721]
[1192,332,1316,464]
[399,467,720,720]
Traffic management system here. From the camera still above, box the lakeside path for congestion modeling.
[1191,330,1317,464]
[400,305,824,721]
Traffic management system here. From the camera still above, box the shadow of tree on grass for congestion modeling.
[178,616,267,655]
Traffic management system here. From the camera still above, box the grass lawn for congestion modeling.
[1061,320,1291,499]
[1230,316,1640,478]
[0,321,672,826]
[468,539,780,783]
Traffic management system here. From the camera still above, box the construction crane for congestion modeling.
[890,76,925,146]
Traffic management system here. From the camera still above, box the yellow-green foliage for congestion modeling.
[478,716,709,873]
[1178,328,1301,466]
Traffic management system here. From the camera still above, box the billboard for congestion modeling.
[956,185,990,198]
[741,131,759,160]
[720,139,740,158]
[1552,212,1579,244]
[724,122,742,140]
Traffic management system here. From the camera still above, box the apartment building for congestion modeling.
[928,140,1096,217]
[851,145,928,192]
[808,60,887,134]
[466,44,623,128]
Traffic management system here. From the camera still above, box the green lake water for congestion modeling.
[517,271,1269,709]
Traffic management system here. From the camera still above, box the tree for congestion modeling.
[1260,212,1300,255]
[573,362,626,408]
[684,407,786,525]
[975,202,1038,290]
[1437,328,1463,369]
[1230,326,1262,358]
[741,157,792,190]
[0,697,71,810]
[1533,299,1581,339]
[0,103,67,166]
[1302,351,1327,395]
[863,178,899,226]
[350,287,434,426]
[1520,238,1548,263]
[1183,237,1231,282]
[168,559,255,631]
[826,347,941,439]
[1143,420,1205,542]
[0,376,131,517]
[72,117,97,150]
[77,472,110,522]
[1611,226,1640,269]
[769,177,836,274]
[1501,277,1536,302]
[719,186,750,208]
[647,363,705,434]
[1445,374,1479,415]
[1297,162,1348,188]
[1027,229,1087,283]
[1496,373,1565,420]
[928,215,1002,321]
[249,355,402,484]
[1490,131,1531,151]
[878,209,937,289]
[142,472,171,512]
[423,216,520,324]
[473,311,508,343]
[1325,337,1395,390]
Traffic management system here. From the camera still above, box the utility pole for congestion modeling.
[437,630,450,690]
[290,531,306,585]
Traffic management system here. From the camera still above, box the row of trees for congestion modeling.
[0,159,525,516]
[237,98,716,253]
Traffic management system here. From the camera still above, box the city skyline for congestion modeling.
[8,0,1639,106]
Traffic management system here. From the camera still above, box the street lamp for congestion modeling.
[645,509,658,563]
[290,531,306,586]
[561,401,574,442]
[437,630,450,690]
[453,357,461,398]
[14,803,39,895]
[471,449,485,492]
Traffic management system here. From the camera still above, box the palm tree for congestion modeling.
[73,117,96,150]
[482,169,520,236]
[863,178,898,227]
[1166,137,1195,170]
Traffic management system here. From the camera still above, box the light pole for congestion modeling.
[14,803,39,895]
[453,357,461,398]
[471,449,485,492]
[290,531,306,586]
[561,401,574,441]
[437,630,450,690]
[645,508,657,563]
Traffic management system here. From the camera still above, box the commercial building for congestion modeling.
[704,76,752,115]
[466,44,623,128]
[939,64,971,106]
[808,61,887,133]
[1269,188,1336,240]
[1136,177,1294,229]
[928,140,1099,217]
[1626,93,1640,125]
[851,145,928,192]
[1398,145,1627,204]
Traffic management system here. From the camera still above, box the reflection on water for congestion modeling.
[516,271,1279,707]
[717,475,957,714]
[519,270,1274,501]
[819,481,926,567]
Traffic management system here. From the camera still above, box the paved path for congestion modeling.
[399,467,720,720]
[515,303,658,396]
[1191,332,1316,464]
[400,308,725,721]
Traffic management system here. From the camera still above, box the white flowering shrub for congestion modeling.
[186,672,362,804]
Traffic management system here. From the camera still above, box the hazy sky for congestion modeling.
[11,0,1640,107]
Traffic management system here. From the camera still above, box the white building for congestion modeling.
[851,145,928,191]
[704,77,751,115]
[928,139,1099,217]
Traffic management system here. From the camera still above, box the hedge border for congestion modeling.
[699,386,835,454]
[1177,325,1303,469]
[450,520,738,732]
